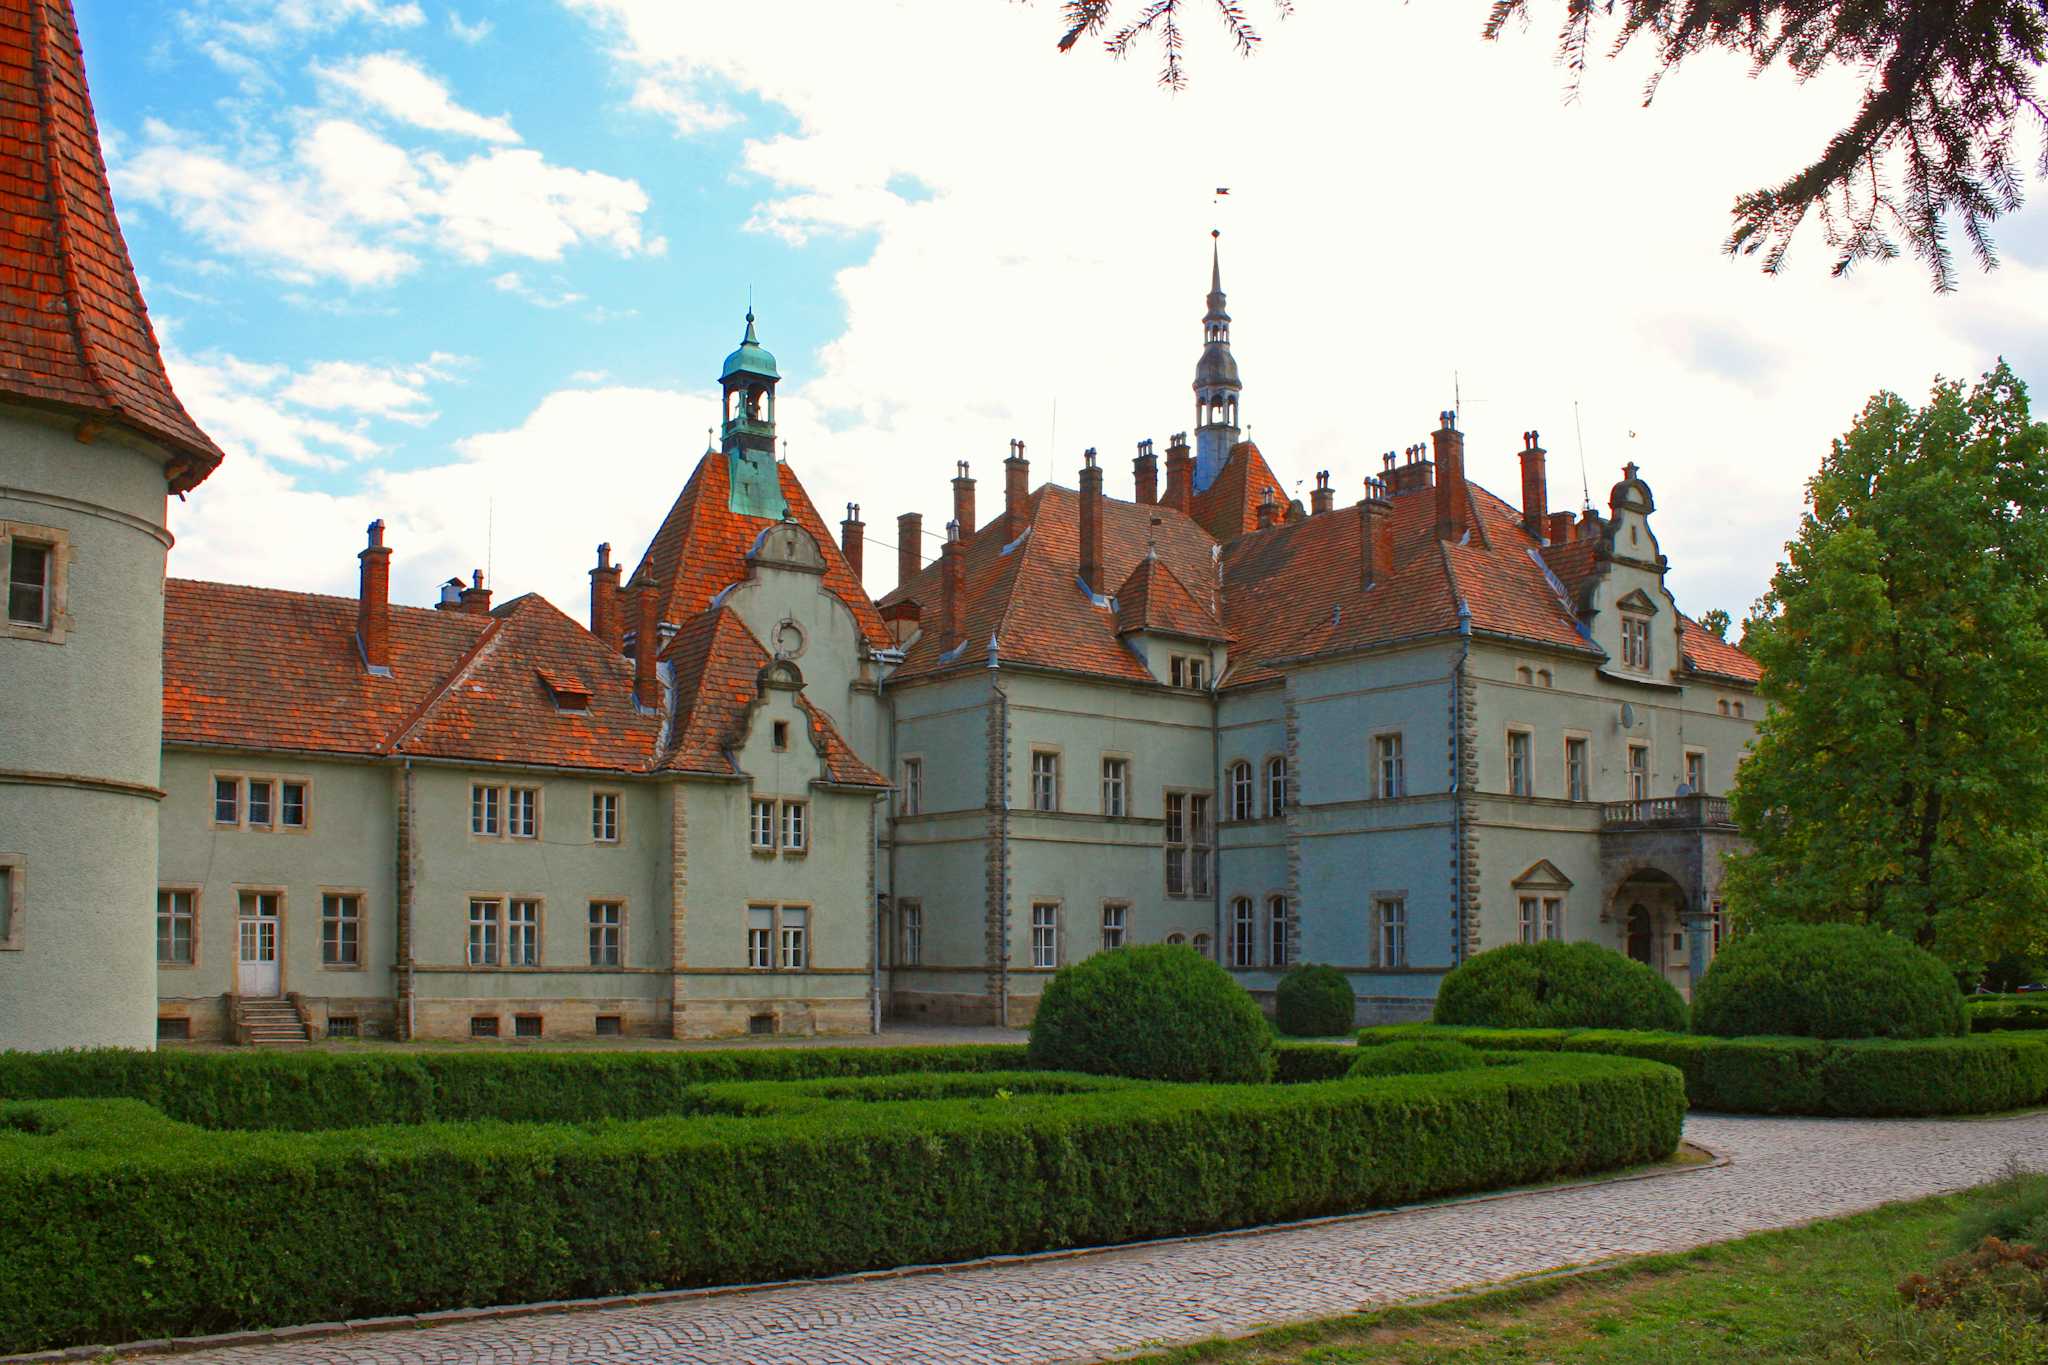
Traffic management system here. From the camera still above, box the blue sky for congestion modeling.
[82,0,2048,624]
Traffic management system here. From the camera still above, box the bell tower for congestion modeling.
[719,309,788,519]
[1192,230,1243,493]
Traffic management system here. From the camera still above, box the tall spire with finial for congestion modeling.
[1192,229,1242,494]
[718,305,787,518]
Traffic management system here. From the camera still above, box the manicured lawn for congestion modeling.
[1121,1182,2048,1364]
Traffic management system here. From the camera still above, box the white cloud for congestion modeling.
[491,271,587,308]
[180,0,425,82]
[314,51,520,143]
[278,353,467,424]
[425,148,651,262]
[627,75,738,135]
[448,10,492,43]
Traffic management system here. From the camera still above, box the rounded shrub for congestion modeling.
[1432,941,1687,1032]
[1347,1040,1486,1079]
[1691,922,1965,1040]
[1027,944,1275,1083]
[1275,964,1356,1037]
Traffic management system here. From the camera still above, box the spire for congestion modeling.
[717,306,787,518]
[1192,229,1241,494]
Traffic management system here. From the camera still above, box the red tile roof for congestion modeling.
[0,0,222,490]
[1115,552,1229,642]
[629,450,888,649]
[1190,440,1289,541]
[1679,614,1762,685]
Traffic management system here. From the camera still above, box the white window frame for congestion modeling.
[900,756,924,817]
[1621,614,1653,672]
[320,891,364,968]
[591,790,621,844]
[1030,902,1060,969]
[780,800,808,853]
[1565,735,1590,803]
[749,798,776,851]
[1543,896,1565,941]
[1519,895,1540,945]
[1227,761,1253,822]
[1100,901,1127,951]
[280,780,309,830]
[1170,654,1208,690]
[1100,755,1129,818]
[746,904,774,969]
[467,898,501,966]
[1,520,69,642]
[507,786,540,840]
[1373,896,1408,968]
[1374,733,1406,799]
[1030,750,1060,813]
[1627,743,1650,802]
[213,775,241,827]
[1265,756,1288,818]
[157,886,197,966]
[778,905,809,969]
[1684,749,1709,796]
[899,899,923,966]
[503,897,540,967]
[471,784,502,838]
[1228,896,1255,967]
[246,778,274,829]
[1267,894,1289,967]
[1507,729,1534,798]
[588,900,623,967]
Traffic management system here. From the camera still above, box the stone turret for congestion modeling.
[1192,231,1242,493]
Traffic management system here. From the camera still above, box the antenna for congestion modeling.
[485,497,494,592]
[1573,400,1593,513]
[1049,398,1058,469]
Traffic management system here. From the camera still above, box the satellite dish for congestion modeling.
[1620,702,1636,729]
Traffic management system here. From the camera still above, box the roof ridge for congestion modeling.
[387,614,508,754]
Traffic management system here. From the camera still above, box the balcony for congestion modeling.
[1601,794,1735,831]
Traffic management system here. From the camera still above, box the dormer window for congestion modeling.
[536,667,591,713]
[772,720,790,751]
[1621,614,1652,672]
[1169,654,1207,689]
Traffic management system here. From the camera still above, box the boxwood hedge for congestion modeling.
[1690,923,1965,1040]
[1357,1024,2048,1116]
[1432,941,1687,1032]
[1966,998,2048,1033]
[0,1053,1682,1354]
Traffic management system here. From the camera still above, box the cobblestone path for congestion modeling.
[149,1111,2046,1365]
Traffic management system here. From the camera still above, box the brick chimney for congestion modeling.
[840,503,864,583]
[952,462,976,540]
[897,511,922,589]
[1003,439,1030,540]
[1548,510,1576,546]
[1133,438,1158,505]
[1079,448,1104,592]
[1162,432,1193,512]
[458,568,492,615]
[356,519,391,672]
[588,543,622,649]
[1310,470,1334,516]
[1432,412,1467,542]
[631,569,660,711]
[1360,477,1394,588]
[1385,446,1436,497]
[1256,487,1282,529]
[1519,431,1549,538]
[940,521,965,651]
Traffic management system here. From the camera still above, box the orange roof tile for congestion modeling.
[0,0,222,490]
[1115,553,1229,642]
[1680,614,1762,685]
[1190,440,1289,541]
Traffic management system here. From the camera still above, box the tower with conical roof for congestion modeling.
[0,0,223,1050]
[1192,231,1242,493]
[720,309,788,519]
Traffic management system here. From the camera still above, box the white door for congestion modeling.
[237,894,281,996]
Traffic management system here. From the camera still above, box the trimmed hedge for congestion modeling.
[1967,998,2048,1033]
[1348,1040,1484,1079]
[1275,964,1357,1037]
[0,1054,1683,1354]
[1358,1024,2048,1116]
[1691,923,1965,1040]
[1432,941,1687,1032]
[1029,944,1276,1083]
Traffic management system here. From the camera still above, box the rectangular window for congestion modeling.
[1543,897,1565,941]
[7,539,50,626]
[470,1015,499,1038]
[1165,792,1188,895]
[1566,737,1590,802]
[1622,615,1652,671]
[1685,751,1708,795]
[280,781,308,829]
[1266,758,1288,818]
[326,1016,359,1039]
[1519,895,1540,945]
[1375,897,1408,968]
[320,893,361,967]
[1228,762,1253,822]
[1101,757,1128,818]
[1170,654,1207,689]
[1268,896,1289,967]
[778,906,808,969]
[900,901,923,966]
[1507,731,1533,797]
[471,784,501,837]
[595,1015,622,1037]
[747,905,774,969]
[780,800,807,852]
[900,758,923,816]
[246,779,274,829]
[1375,734,1405,799]
[1229,898,1255,968]
[506,898,540,967]
[508,787,538,839]
[592,790,619,843]
[1189,794,1212,896]
[213,776,240,826]
[1101,902,1126,951]
[772,719,790,751]
[467,898,500,966]
[749,798,776,850]
[0,859,13,947]
[1031,903,1058,969]
[514,1014,543,1039]
[1628,744,1650,802]
[156,889,195,965]
[1030,750,1059,812]
[588,901,622,967]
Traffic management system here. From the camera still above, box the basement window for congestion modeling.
[595,1014,622,1037]
[469,1015,500,1038]
[325,1016,359,1040]
[514,1014,544,1039]
[155,1017,191,1042]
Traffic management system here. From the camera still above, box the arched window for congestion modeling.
[1265,756,1288,817]
[1229,897,1255,967]
[1267,895,1289,967]
[1227,761,1253,822]
[1192,931,1212,959]
[1166,932,1187,946]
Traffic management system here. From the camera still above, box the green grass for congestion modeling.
[1118,1180,2048,1364]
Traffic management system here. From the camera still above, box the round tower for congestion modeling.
[1192,230,1243,493]
[0,0,224,1050]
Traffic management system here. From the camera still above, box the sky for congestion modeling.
[85,0,2048,627]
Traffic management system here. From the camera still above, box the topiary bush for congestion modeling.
[1028,943,1275,1083]
[1348,1040,1485,1079]
[1275,964,1357,1037]
[1692,922,1966,1040]
[1432,941,1687,1032]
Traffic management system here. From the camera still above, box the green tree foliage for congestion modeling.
[1726,364,2048,970]
[1028,943,1276,1081]
[1698,607,1733,640]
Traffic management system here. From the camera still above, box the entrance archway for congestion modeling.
[1626,904,1654,964]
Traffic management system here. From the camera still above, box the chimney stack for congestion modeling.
[952,461,977,540]
[1256,487,1282,529]
[940,521,965,651]
[840,504,865,583]
[1360,477,1395,588]
[1519,431,1549,538]
[356,519,391,672]
[1310,470,1334,516]
[1432,411,1467,542]
[458,568,492,615]
[1003,439,1029,539]
[897,511,923,589]
[589,543,623,649]
[1079,448,1104,592]
[1547,509,1576,546]
[1162,432,1193,511]
[1133,438,1158,505]
[631,570,660,711]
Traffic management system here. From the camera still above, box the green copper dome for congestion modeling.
[720,310,780,382]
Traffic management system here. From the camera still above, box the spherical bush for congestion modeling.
[1348,1040,1486,1079]
[1691,922,1965,1040]
[1027,944,1276,1083]
[1432,941,1687,1032]
[1275,964,1356,1037]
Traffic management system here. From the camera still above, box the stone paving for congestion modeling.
[141,1110,2047,1365]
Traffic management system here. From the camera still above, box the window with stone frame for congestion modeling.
[213,776,240,826]
[1228,897,1255,967]
[1374,733,1405,799]
[1543,897,1565,940]
[1100,901,1127,951]
[1227,761,1254,822]
[746,905,774,968]
[900,757,923,816]
[0,856,15,950]
[1030,902,1059,968]
[1267,894,1289,967]
[247,778,274,829]
[1519,895,1541,945]
[1266,756,1288,818]
[591,790,620,844]
[1685,750,1709,795]
[321,893,362,967]
[506,898,540,967]
[508,787,539,840]
[588,901,622,967]
[1627,743,1650,802]
[1565,736,1590,802]
[6,536,52,627]
[1100,756,1129,818]
[1165,792,1213,897]
[778,906,808,969]
[1030,750,1060,812]
[467,898,501,966]
[157,888,195,965]
[1372,896,1407,968]
[749,798,776,851]
[280,781,309,829]
[1191,931,1212,959]
[1169,654,1207,689]
[1507,730,1534,797]
[780,800,807,853]
[899,900,923,965]
[470,784,501,837]
[1621,614,1653,672]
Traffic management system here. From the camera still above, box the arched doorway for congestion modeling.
[1626,904,1654,964]
[1609,867,1690,992]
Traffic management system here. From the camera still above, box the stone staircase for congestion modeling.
[235,995,311,1046]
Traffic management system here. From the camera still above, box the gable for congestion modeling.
[1511,858,1574,891]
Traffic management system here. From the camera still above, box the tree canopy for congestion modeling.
[1725,362,2048,971]
[1045,1,2048,290]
